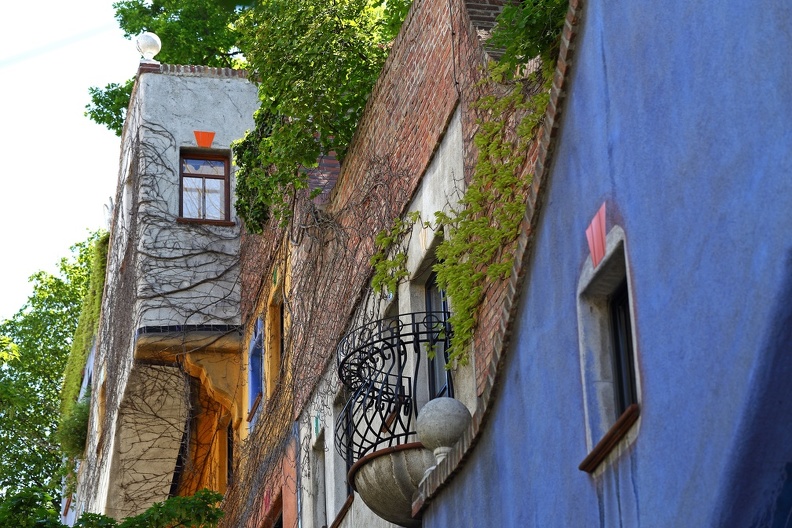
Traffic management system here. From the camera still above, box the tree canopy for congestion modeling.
[0,233,99,498]
[233,0,406,230]
[85,0,247,136]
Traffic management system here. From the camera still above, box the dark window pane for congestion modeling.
[426,273,452,399]
[610,281,637,415]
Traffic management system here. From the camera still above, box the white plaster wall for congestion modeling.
[298,373,397,528]
[72,68,259,522]
[398,106,477,416]
[134,71,259,327]
[105,364,190,519]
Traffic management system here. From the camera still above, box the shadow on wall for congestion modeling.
[715,250,792,528]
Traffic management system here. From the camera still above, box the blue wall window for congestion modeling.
[248,318,264,426]
[577,226,641,473]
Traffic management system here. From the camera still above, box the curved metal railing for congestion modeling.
[335,312,452,465]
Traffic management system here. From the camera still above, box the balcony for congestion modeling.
[335,311,452,527]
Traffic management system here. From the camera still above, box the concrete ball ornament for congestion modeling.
[136,32,162,61]
[416,397,472,459]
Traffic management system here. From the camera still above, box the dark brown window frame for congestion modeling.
[178,150,233,225]
[579,403,640,473]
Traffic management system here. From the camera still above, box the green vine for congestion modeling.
[434,67,554,365]
[233,0,411,232]
[368,0,567,366]
[370,211,422,295]
[56,232,108,494]
[57,395,90,460]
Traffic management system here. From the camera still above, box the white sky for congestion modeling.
[0,1,141,320]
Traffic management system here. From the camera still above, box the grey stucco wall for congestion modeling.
[134,71,258,327]
[75,68,259,519]
[423,0,792,526]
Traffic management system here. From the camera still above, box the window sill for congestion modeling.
[177,217,235,227]
[329,494,354,528]
[579,403,640,473]
[247,393,262,423]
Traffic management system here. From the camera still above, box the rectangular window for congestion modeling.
[425,273,452,399]
[265,299,284,398]
[247,319,263,424]
[226,423,234,486]
[577,227,641,473]
[179,153,230,222]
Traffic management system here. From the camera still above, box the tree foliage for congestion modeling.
[0,233,100,498]
[113,0,243,67]
[85,79,136,137]
[0,486,60,528]
[86,0,247,136]
[0,487,223,528]
[488,0,567,79]
[233,0,402,230]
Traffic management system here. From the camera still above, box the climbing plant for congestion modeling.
[370,211,422,295]
[232,0,408,231]
[434,0,567,364]
[60,232,109,420]
[369,0,568,365]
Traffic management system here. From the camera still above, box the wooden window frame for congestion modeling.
[178,151,234,225]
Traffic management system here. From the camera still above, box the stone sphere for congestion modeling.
[416,397,472,451]
[136,32,162,60]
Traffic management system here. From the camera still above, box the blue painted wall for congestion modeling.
[424,0,792,526]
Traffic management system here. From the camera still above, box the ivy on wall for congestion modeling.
[371,0,569,365]
[56,232,109,492]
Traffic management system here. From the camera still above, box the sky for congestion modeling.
[0,1,141,320]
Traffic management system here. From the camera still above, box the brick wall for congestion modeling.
[239,0,539,408]
[231,0,538,520]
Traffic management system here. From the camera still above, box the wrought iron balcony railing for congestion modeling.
[335,311,453,465]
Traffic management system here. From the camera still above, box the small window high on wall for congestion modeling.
[577,224,641,473]
[179,153,230,222]
[266,297,284,398]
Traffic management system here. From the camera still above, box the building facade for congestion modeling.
[416,0,792,526]
[73,0,792,526]
[69,63,259,521]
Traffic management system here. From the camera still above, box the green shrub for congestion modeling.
[58,396,90,459]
